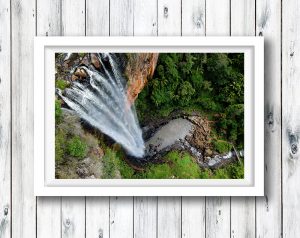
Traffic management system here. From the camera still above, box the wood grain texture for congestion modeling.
[206,0,230,36]
[182,197,205,238]
[205,2,231,237]
[36,1,62,237]
[230,1,256,237]
[37,197,61,238]
[133,0,157,36]
[231,0,255,36]
[134,197,157,238]
[206,197,230,238]
[0,0,10,237]
[157,197,181,238]
[62,197,85,238]
[110,0,134,36]
[256,0,282,237]
[86,0,109,36]
[11,0,36,237]
[86,197,110,238]
[230,197,255,238]
[37,0,61,36]
[182,0,205,36]
[158,0,181,35]
[110,197,133,238]
[62,0,85,36]
[282,0,300,237]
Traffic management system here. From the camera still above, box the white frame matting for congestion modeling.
[34,37,264,196]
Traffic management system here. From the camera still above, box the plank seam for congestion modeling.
[35,1,38,237]
[109,197,111,238]
[10,0,12,236]
[132,197,134,238]
[280,0,283,236]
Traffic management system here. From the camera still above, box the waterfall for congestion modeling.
[57,53,145,158]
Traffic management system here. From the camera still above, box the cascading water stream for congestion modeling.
[57,53,145,158]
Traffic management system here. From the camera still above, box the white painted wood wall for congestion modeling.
[0,0,297,237]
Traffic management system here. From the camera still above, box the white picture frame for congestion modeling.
[34,36,264,196]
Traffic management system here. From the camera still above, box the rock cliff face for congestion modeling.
[125,53,159,104]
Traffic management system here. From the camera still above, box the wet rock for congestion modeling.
[204,151,243,169]
[145,118,194,157]
[74,68,87,80]
[71,74,79,81]
[91,53,101,69]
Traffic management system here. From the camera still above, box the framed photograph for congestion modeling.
[34,37,264,196]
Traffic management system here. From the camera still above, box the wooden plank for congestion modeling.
[0,0,11,237]
[84,1,110,238]
[11,0,36,237]
[86,0,109,36]
[157,197,181,238]
[231,0,255,36]
[36,0,61,36]
[256,0,282,237]
[182,0,205,36]
[110,0,134,36]
[61,1,86,238]
[230,197,255,238]
[181,1,206,237]
[62,197,85,238]
[206,197,230,238]
[182,197,205,238]
[37,197,61,238]
[157,0,181,35]
[206,0,230,36]
[230,1,256,238]
[282,0,300,237]
[133,0,157,36]
[36,1,62,238]
[62,0,85,36]
[110,197,133,238]
[132,1,157,238]
[205,1,231,237]
[85,197,109,238]
[156,1,182,237]
[134,197,157,238]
